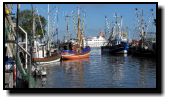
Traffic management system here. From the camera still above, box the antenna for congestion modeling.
[64,11,71,41]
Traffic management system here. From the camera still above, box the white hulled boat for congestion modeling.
[32,4,61,64]
[86,29,108,47]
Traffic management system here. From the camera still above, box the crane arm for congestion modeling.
[145,9,153,36]
[135,8,141,35]
[81,11,86,36]
[36,7,45,41]
[71,11,78,38]
[9,4,12,13]
[105,15,110,34]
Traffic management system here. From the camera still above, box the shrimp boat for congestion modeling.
[131,9,156,57]
[62,7,91,60]
[32,4,61,64]
[101,13,129,54]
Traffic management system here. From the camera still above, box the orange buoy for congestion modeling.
[14,68,18,82]
[14,68,16,82]
[5,10,10,15]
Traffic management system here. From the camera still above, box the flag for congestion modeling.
[35,15,38,18]
[53,28,58,37]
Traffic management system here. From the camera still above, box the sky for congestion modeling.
[10,3,156,42]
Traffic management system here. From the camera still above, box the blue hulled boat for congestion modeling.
[101,13,129,54]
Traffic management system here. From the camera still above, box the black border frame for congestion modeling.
[3,2,162,94]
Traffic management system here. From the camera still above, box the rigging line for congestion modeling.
[49,6,57,13]
[133,12,136,40]
[134,14,137,39]
[36,7,45,41]
[152,12,156,19]
[49,19,53,42]
[52,7,58,34]
[57,9,58,28]
[36,6,47,13]
[145,9,153,36]
[51,7,58,42]
[144,10,149,16]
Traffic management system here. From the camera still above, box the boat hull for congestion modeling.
[34,53,61,64]
[62,48,91,60]
[131,50,156,57]
[101,43,129,54]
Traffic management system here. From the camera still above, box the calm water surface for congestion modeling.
[34,47,156,88]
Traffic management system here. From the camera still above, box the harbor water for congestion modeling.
[34,47,156,88]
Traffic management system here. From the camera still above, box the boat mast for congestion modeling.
[121,16,123,36]
[145,9,153,36]
[32,5,35,47]
[67,18,68,41]
[81,10,85,47]
[142,10,144,37]
[65,14,71,42]
[125,27,128,38]
[81,10,85,36]
[71,7,85,52]
[114,13,120,39]
[105,15,112,46]
[51,6,58,42]
[105,15,110,36]
[71,11,78,39]
[78,6,81,52]
[35,7,45,42]
[47,4,50,56]
[141,10,144,50]
[135,8,141,38]
[77,7,86,52]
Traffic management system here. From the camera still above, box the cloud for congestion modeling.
[80,4,107,9]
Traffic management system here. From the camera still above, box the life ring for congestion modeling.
[14,68,17,82]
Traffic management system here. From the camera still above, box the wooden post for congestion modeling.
[15,4,20,88]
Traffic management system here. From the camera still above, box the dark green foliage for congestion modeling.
[5,24,10,40]
[13,9,47,41]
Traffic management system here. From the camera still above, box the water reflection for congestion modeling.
[34,62,61,88]
[34,48,156,88]
[101,54,127,88]
[61,58,90,88]
[130,56,156,88]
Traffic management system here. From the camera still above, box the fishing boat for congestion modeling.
[33,52,61,64]
[131,8,156,57]
[101,13,129,54]
[62,46,90,59]
[131,35,156,57]
[32,37,61,65]
[61,7,91,60]
[32,4,61,64]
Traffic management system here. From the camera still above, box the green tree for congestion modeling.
[16,9,47,42]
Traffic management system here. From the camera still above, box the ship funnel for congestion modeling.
[99,29,103,36]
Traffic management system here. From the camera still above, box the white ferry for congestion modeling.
[86,29,108,47]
